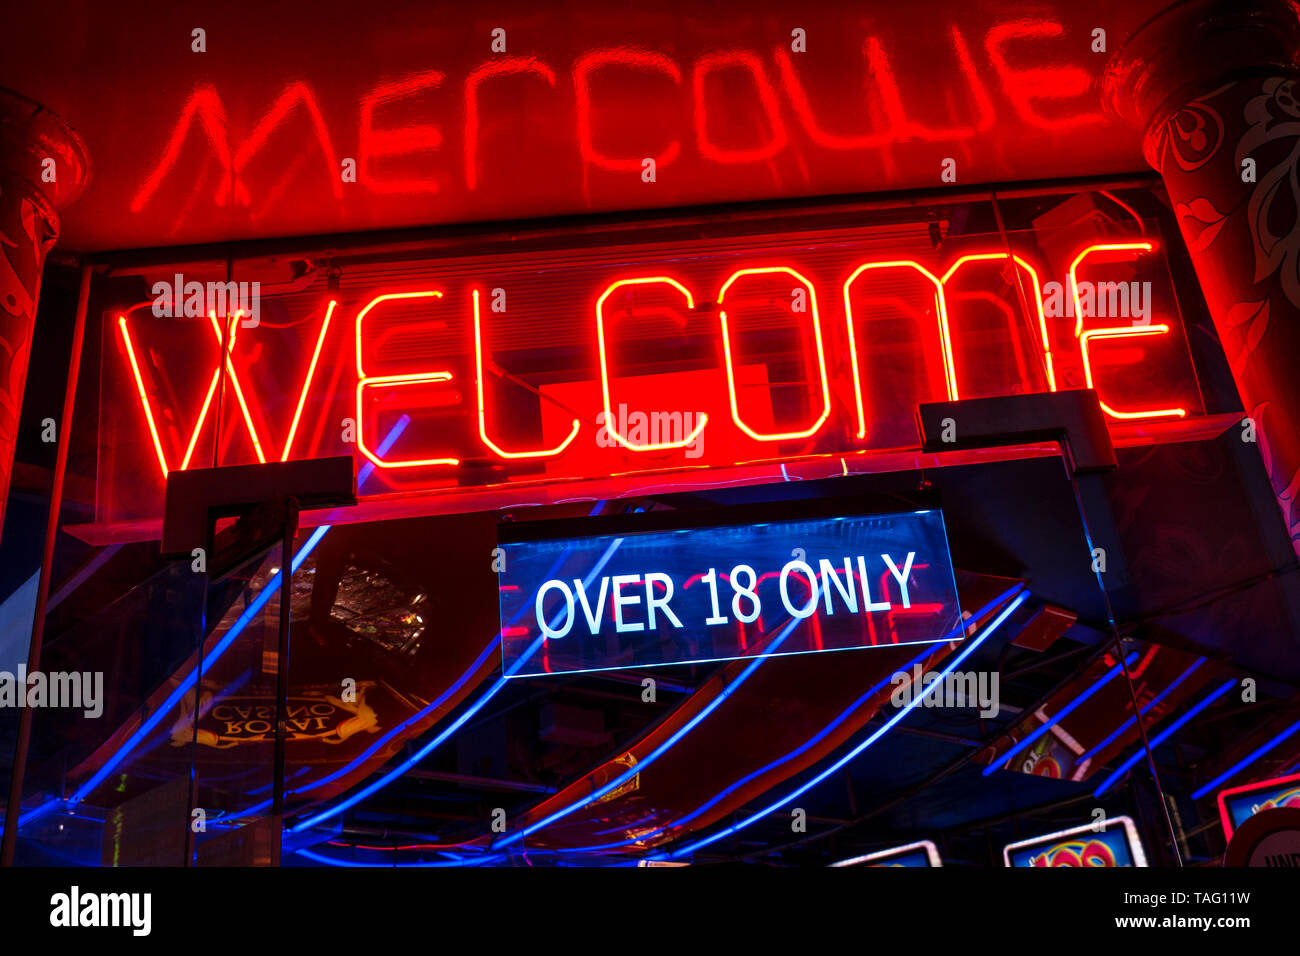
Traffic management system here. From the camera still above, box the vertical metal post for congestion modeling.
[271,498,299,865]
[1062,460,1183,865]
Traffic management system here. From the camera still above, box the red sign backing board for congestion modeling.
[89,210,1205,536]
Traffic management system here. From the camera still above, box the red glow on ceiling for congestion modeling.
[10,3,1159,251]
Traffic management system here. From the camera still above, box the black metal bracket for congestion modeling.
[161,456,356,576]
[917,389,1117,475]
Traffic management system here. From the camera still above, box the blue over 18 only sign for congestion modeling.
[497,509,962,678]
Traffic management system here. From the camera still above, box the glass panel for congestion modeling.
[7,559,205,866]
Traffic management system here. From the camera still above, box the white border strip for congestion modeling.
[830,839,942,867]
[1002,815,1147,867]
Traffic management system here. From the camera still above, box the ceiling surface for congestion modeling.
[0,0,1171,252]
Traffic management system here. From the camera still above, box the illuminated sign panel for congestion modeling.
[1003,816,1148,867]
[1218,772,1300,838]
[496,509,960,677]
[95,217,1204,528]
[831,840,943,867]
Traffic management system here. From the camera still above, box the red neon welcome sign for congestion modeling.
[99,224,1203,526]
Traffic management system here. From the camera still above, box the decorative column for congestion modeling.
[1107,0,1300,557]
[0,88,89,541]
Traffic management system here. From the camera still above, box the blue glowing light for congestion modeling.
[660,588,1030,859]
[490,609,807,850]
[1076,657,1206,766]
[67,417,411,807]
[554,583,1027,854]
[290,532,626,833]
[1092,678,1237,798]
[1190,717,1300,801]
[982,650,1139,777]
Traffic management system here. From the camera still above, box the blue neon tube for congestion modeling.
[1092,678,1237,798]
[662,588,1030,859]
[231,502,611,820]
[982,650,1139,777]
[1076,657,1206,766]
[489,604,816,851]
[295,847,505,867]
[554,583,1027,854]
[290,531,626,833]
[1190,717,1300,801]
[67,417,411,806]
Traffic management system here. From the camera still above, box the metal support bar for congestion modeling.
[918,389,1117,475]
[271,498,300,866]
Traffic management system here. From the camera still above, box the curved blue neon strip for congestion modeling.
[239,503,611,818]
[295,571,1025,864]
[67,418,411,807]
[13,798,59,830]
[556,584,1027,854]
[490,608,810,851]
[1190,717,1300,801]
[556,641,944,854]
[290,532,626,833]
[294,847,504,867]
[1092,678,1237,798]
[662,588,1031,860]
[981,649,1138,778]
[70,524,332,805]
[494,591,1021,855]
[291,637,499,797]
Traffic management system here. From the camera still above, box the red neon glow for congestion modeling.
[119,298,339,478]
[204,312,267,464]
[228,82,342,206]
[595,277,709,451]
[130,86,232,214]
[843,261,957,438]
[864,31,994,142]
[358,70,445,194]
[180,370,221,471]
[473,289,579,458]
[1217,772,1300,838]
[984,20,1104,131]
[355,291,460,468]
[1079,325,1187,420]
[117,316,172,479]
[1068,242,1156,337]
[718,267,830,442]
[692,52,787,164]
[772,47,890,150]
[282,300,338,461]
[104,235,1203,522]
[574,49,681,174]
[465,59,558,190]
[940,252,1053,393]
[115,14,1146,249]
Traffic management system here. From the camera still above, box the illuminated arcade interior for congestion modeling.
[3,174,1298,868]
